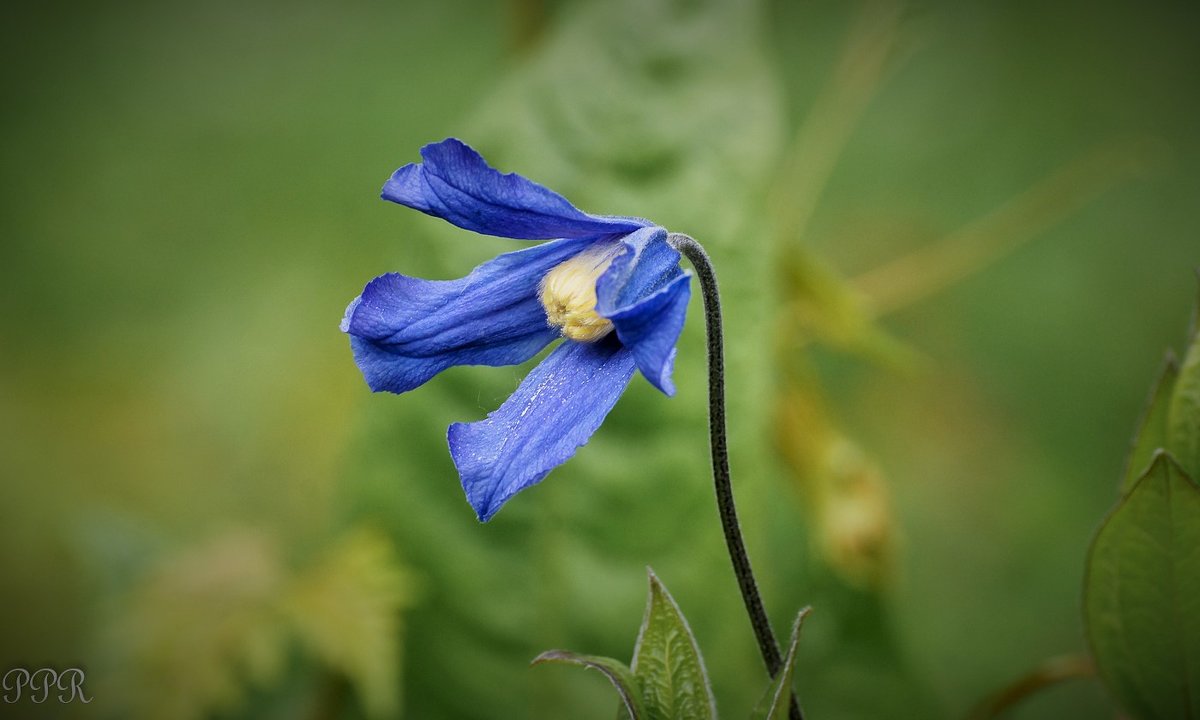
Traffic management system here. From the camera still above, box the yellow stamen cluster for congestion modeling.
[539,250,616,342]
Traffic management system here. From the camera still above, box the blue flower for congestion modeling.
[342,139,691,521]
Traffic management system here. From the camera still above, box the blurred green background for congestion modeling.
[1,0,1197,718]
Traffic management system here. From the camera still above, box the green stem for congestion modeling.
[668,233,803,720]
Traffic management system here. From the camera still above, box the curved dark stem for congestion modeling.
[965,654,1095,720]
[668,233,803,720]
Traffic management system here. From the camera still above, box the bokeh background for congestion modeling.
[2,0,1197,718]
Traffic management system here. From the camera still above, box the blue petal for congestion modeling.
[596,227,691,395]
[448,337,637,521]
[342,237,595,393]
[382,138,649,240]
[603,275,690,396]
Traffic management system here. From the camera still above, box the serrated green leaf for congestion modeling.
[1167,286,1200,479]
[1121,353,1180,495]
[750,607,810,720]
[1084,451,1200,720]
[629,569,717,720]
[532,650,646,720]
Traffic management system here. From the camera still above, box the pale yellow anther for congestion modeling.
[539,249,617,342]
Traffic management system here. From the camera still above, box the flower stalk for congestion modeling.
[667,233,803,720]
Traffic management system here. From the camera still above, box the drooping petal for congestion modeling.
[448,337,637,522]
[595,227,691,396]
[602,274,690,396]
[342,236,595,393]
[382,138,649,240]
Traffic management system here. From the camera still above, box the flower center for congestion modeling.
[539,247,617,342]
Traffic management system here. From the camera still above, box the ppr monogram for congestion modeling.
[2,668,92,704]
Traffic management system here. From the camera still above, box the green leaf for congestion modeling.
[1167,285,1200,479]
[750,607,811,720]
[1122,353,1180,495]
[1084,451,1200,720]
[629,568,717,720]
[532,650,646,720]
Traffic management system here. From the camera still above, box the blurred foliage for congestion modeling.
[282,528,414,719]
[100,528,290,720]
[1,0,1198,718]
[95,526,412,719]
